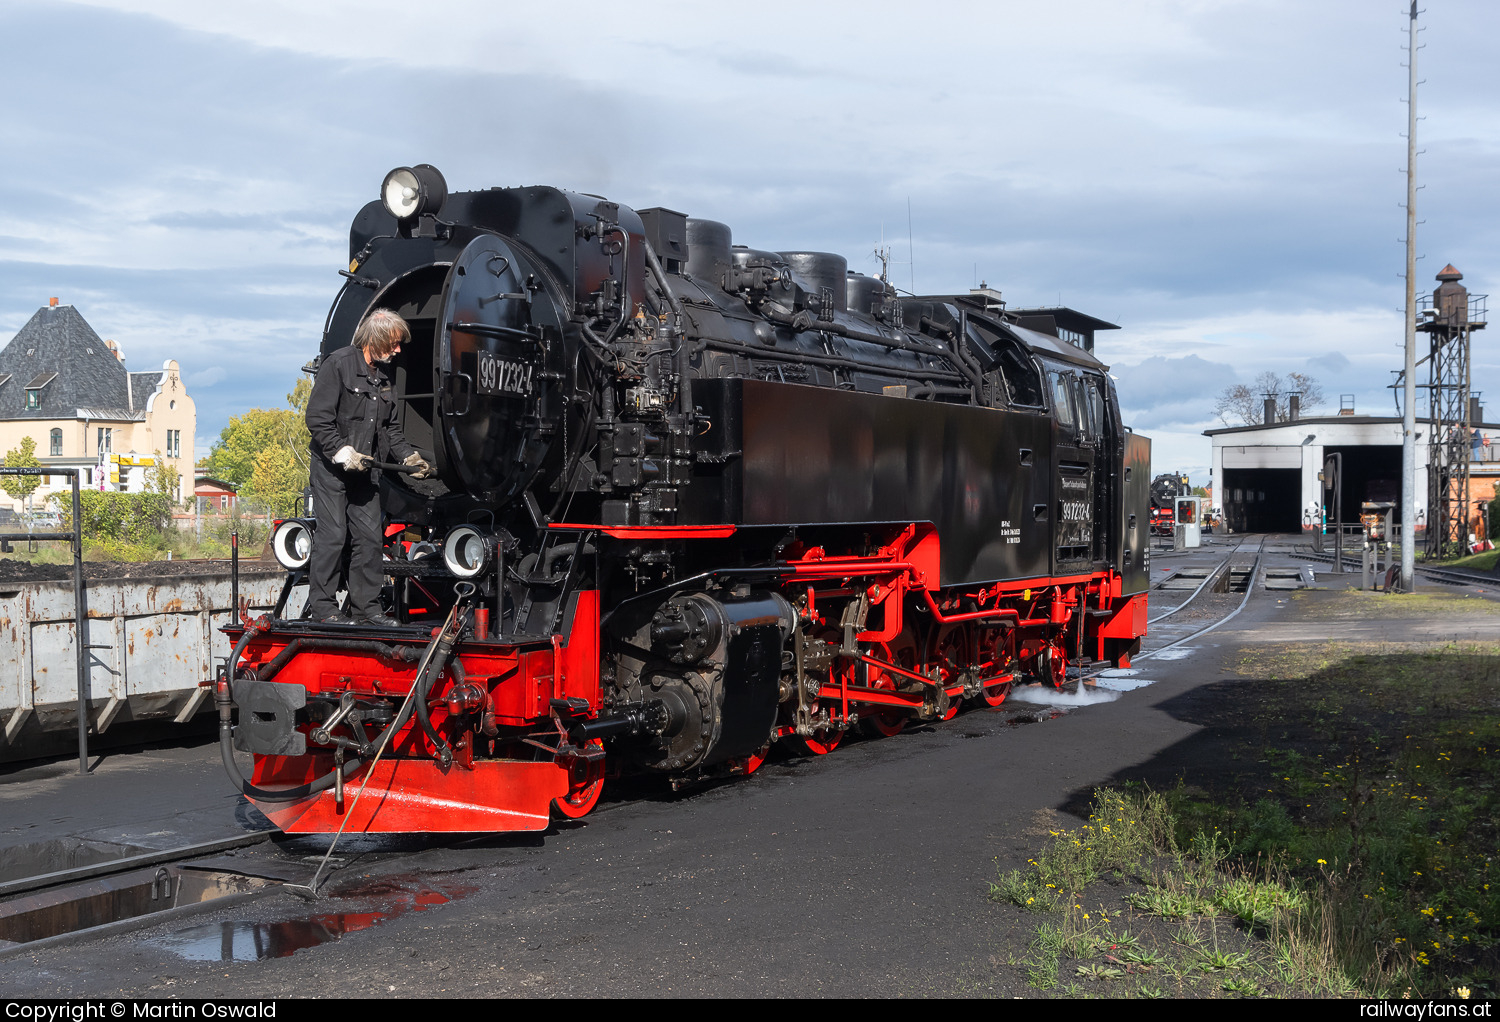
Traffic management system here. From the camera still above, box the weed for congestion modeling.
[1026,964,1058,991]
[1127,886,1215,918]
[989,868,1057,912]
[1024,923,1064,990]
[1116,946,1164,967]
[1172,921,1207,950]
[1214,876,1307,927]
[1196,948,1252,973]
[1222,976,1261,996]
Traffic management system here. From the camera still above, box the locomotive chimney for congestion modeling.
[1263,397,1277,425]
[1288,394,1300,421]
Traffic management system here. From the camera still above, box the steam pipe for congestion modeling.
[642,240,694,416]
[643,242,686,322]
[907,385,976,400]
[599,225,632,344]
[240,637,417,683]
[761,304,951,357]
[919,589,1021,626]
[543,541,595,577]
[952,308,985,401]
[695,334,966,385]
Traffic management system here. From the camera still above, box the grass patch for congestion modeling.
[1429,548,1499,572]
[996,607,1499,998]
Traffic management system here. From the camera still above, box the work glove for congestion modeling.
[333,446,373,472]
[403,452,434,480]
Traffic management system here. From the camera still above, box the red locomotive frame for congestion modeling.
[226,521,1145,833]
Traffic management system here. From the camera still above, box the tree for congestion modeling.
[246,445,305,518]
[202,377,312,489]
[284,377,313,482]
[146,449,183,507]
[1214,371,1325,427]
[0,436,41,509]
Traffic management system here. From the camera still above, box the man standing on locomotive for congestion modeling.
[304,308,432,625]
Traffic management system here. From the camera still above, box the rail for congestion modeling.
[0,833,274,900]
[1135,537,1265,663]
[1147,557,1229,625]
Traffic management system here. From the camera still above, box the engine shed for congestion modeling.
[1208,416,1408,534]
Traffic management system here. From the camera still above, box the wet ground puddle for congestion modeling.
[145,876,474,963]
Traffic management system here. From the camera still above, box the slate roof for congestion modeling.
[0,305,161,421]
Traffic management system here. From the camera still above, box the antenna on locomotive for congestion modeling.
[873,245,892,285]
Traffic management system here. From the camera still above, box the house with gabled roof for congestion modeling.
[0,299,196,512]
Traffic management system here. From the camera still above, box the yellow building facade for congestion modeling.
[0,301,196,513]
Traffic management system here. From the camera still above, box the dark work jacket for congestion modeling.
[305,345,416,475]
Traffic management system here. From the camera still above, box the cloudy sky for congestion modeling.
[1,0,1496,484]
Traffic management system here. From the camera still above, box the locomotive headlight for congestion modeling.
[380,164,448,221]
[442,525,493,578]
[271,518,315,570]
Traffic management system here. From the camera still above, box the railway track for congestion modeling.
[1417,564,1500,588]
[1134,535,1265,663]
[1298,548,1497,591]
[0,833,275,900]
[0,832,281,959]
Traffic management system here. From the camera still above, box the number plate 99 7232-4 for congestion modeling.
[477,352,535,397]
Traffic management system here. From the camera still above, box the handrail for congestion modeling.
[0,466,88,774]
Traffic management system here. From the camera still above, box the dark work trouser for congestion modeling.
[308,456,384,620]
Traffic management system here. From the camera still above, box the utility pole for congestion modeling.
[1400,0,1420,592]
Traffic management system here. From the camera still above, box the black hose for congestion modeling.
[217,624,439,803]
[218,627,365,803]
[543,541,595,577]
[763,303,952,357]
[219,722,362,803]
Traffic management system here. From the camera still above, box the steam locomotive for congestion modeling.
[219,165,1152,833]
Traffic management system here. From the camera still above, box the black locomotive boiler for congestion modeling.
[221,165,1152,833]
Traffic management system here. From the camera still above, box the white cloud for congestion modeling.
[186,366,226,388]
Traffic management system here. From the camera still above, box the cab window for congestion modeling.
[1049,371,1075,429]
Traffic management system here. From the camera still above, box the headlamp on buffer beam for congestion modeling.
[442,525,494,579]
[380,164,448,221]
[271,518,315,570]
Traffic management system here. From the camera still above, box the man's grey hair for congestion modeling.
[353,309,409,359]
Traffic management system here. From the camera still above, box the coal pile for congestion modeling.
[0,559,282,584]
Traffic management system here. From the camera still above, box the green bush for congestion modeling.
[51,491,173,543]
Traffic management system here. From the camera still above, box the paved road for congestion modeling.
[2,547,1497,998]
